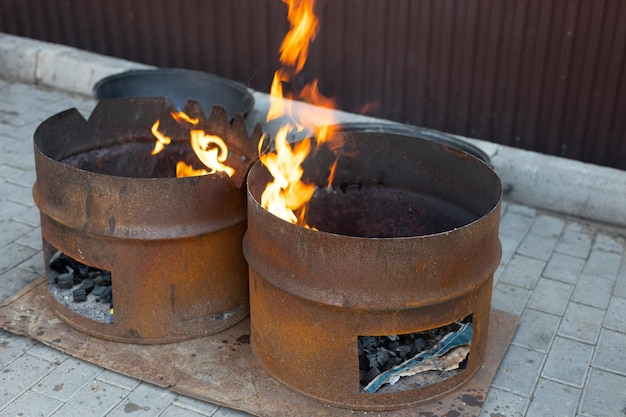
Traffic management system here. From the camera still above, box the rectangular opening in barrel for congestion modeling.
[359,314,473,393]
[45,240,114,325]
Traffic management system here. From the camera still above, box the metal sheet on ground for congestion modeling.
[0,278,519,417]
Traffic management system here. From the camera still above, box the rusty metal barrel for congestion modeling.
[33,98,258,344]
[244,131,502,410]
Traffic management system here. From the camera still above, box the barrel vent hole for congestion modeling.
[358,314,473,393]
[46,246,114,325]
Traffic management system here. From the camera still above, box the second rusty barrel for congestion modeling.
[33,98,259,344]
[244,131,502,410]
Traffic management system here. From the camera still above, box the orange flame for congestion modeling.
[150,120,172,155]
[189,130,235,177]
[151,111,235,178]
[279,0,319,72]
[260,125,316,224]
[266,68,292,122]
[171,111,199,125]
[260,0,341,227]
[176,161,211,177]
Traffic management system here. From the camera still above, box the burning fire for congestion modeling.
[151,111,235,178]
[259,125,315,224]
[259,0,340,227]
[149,0,340,219]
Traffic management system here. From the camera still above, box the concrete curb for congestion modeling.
[466,138,626,227]
[0,33,150,95]
[2,32,625,227]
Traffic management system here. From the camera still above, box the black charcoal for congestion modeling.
[101,271,112,283]
[49,256,68,274]
[48,251,114,324]
[80,279,95,294]
[57,271,75,289]
[78,264,90,278]
[93,286,113,302]
[72,288,87,302]
[358,316,473,391]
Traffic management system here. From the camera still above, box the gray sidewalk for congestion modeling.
[1,37,626,417]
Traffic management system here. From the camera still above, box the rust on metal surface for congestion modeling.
[32,98,261,344]
[244,132,502,410]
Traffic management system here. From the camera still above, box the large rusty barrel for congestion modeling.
[244,131,502,410]
[33,98,258,344]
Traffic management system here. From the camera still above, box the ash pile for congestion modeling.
[48,252,114,324]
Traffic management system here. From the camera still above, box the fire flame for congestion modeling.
[259,0,340,227]
[260,125,316,224]
[189,130,235,177]
[150,120,171,155]
[151,111,235,178]
[279,0,319,72]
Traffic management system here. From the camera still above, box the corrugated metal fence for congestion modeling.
[1,0,625,169]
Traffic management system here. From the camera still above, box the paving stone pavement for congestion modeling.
[1,78,626,417]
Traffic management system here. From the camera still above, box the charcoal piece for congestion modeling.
[368,348,390,369]
[412,337,426,353]
[77,264,90,278]
[88,270,101,279]
[94,286,113,303]
[360,336,379,351]
[80,279,95,294]
[71,269,84,285]
[388,340,400,350]
[387,356,401,367]
[58,253,82,271]
[92,285,105,297]
[361,366,381,385]
[49,256,68,274]
[57,270,75,289]
[101,271,112,284]
[92,275,105,286]
[359,353,370,369]
[394,344,413,360]
[73,288,88,302]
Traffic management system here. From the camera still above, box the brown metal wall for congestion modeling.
[1,0,625,169]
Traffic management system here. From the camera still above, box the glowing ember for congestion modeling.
[260,0,340,227]
[151,111,235,178]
